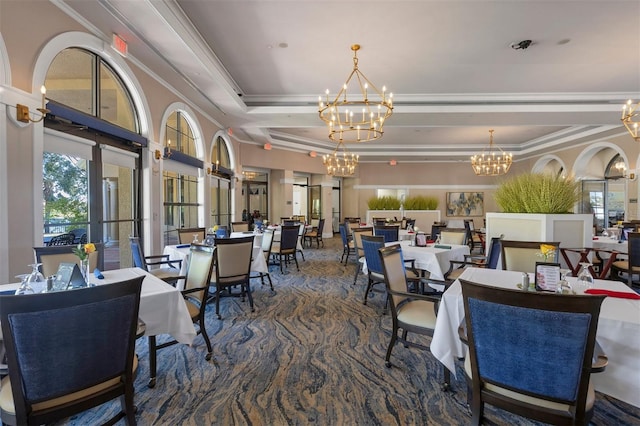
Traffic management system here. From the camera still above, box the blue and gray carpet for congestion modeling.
[58,237,639,425]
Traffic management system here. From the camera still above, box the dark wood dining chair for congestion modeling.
[459,279,607,425]
[0,277,143,425]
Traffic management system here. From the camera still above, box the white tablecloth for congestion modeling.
[0,268,196,345]
[163,243,268,290]
[431,267,640,408]
[592,238,628,254]
[362,240,470,281]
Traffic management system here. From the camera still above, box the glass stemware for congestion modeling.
[192,234,199,244]
[27,263,46,288]
[14,274,35,295]
[556,268,572,294]
[576,262,594,291]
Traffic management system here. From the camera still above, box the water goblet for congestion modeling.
[576,262,594,292]
[14,274,35,295]
[192,234,199,244]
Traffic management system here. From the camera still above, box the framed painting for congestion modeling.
[446,192,484,217]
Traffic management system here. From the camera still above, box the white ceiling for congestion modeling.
[57,0,640,163]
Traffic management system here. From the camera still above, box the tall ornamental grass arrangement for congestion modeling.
[403,195,438,210]
[367,196,401,210]
[494,173,580,213]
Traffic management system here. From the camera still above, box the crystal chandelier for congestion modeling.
[470,129,513,176]
[318,44,393,143]
[323,141,359,176]
[622,100,639,141]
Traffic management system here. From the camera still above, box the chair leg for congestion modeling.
[216,287,222,319]
[120,389,136,425]
[353,262,361,285]
[245,281,255,312]
[148,335,157,388]
[293,252,299,271]
[198,316,213,361]
[385,326,397,367]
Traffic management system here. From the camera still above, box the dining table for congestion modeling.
[0,267,197,386]
[163,236,269,290]
[362,240,470,281]
[430,266,640,408]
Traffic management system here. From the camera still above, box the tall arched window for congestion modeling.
[43,48,142,270]
[211,135,232,228]
[44,48,138,131]
[163,111,202,244]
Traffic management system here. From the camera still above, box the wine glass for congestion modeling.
[27,263,46,288]
[14,274,35,295]
[576,262,594,292]
[556,268,572,294]
[192,234,199,244]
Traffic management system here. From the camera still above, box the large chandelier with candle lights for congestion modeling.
[323,141,359,176]
[318,44,393,143]
[471,129,513,176]
[622,100,639,142]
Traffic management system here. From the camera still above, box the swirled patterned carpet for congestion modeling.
[58,237,639,425]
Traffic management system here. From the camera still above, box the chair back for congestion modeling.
[626,232,640,286]
[352,227,374,258]
[69,228,87,244]
[375,225,399,243]
[129,236,149,271]
[316,218,325,233]
[361,235,385,275]
[34,243,104,278]
[460,279,605,423]
[178,227,206,244]
[339,224,350,247]
[47,233,75,246]
[0,277,143,425]
[261,228,275,259]
[431,224,446,240]
[231,221,250,232]
[279,225,299,253]
[500,240,560,273]
[440,229,467,245]
[346,220,361,238]
[378,244,411,312]
[283,220,297,226]
[184,244,215,303]
[214,236,254,286]
[485,236,502,269]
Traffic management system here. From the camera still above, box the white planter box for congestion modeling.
[485,212,594,268]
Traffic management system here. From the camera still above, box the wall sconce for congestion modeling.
[206,167,212,175]
[615,159,636,180]
[164,140,172,158]
[264,143,272,150]
[17,86,49,123]
[389,159,397,166]
[216,160,219,172]
[309,151,317,158]
[154,149,162,160]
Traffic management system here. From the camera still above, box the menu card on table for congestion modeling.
[535,262,561,292]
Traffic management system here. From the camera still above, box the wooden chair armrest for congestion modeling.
[388,288,442,304]
[591,354,608,373]
[146,257,183,269]
[458,325,468,345]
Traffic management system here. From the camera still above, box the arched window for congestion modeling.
[210,135,232,228]
[163,111,202,244]
[42,48,142,270]
[44,48,138,132]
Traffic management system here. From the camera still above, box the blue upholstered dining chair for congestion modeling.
[129,236,182,284]
[360,235,386,308]
[339,223,355,264]
[0,277,143,426]
[459,279,608,426]
[374,225,399,243]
